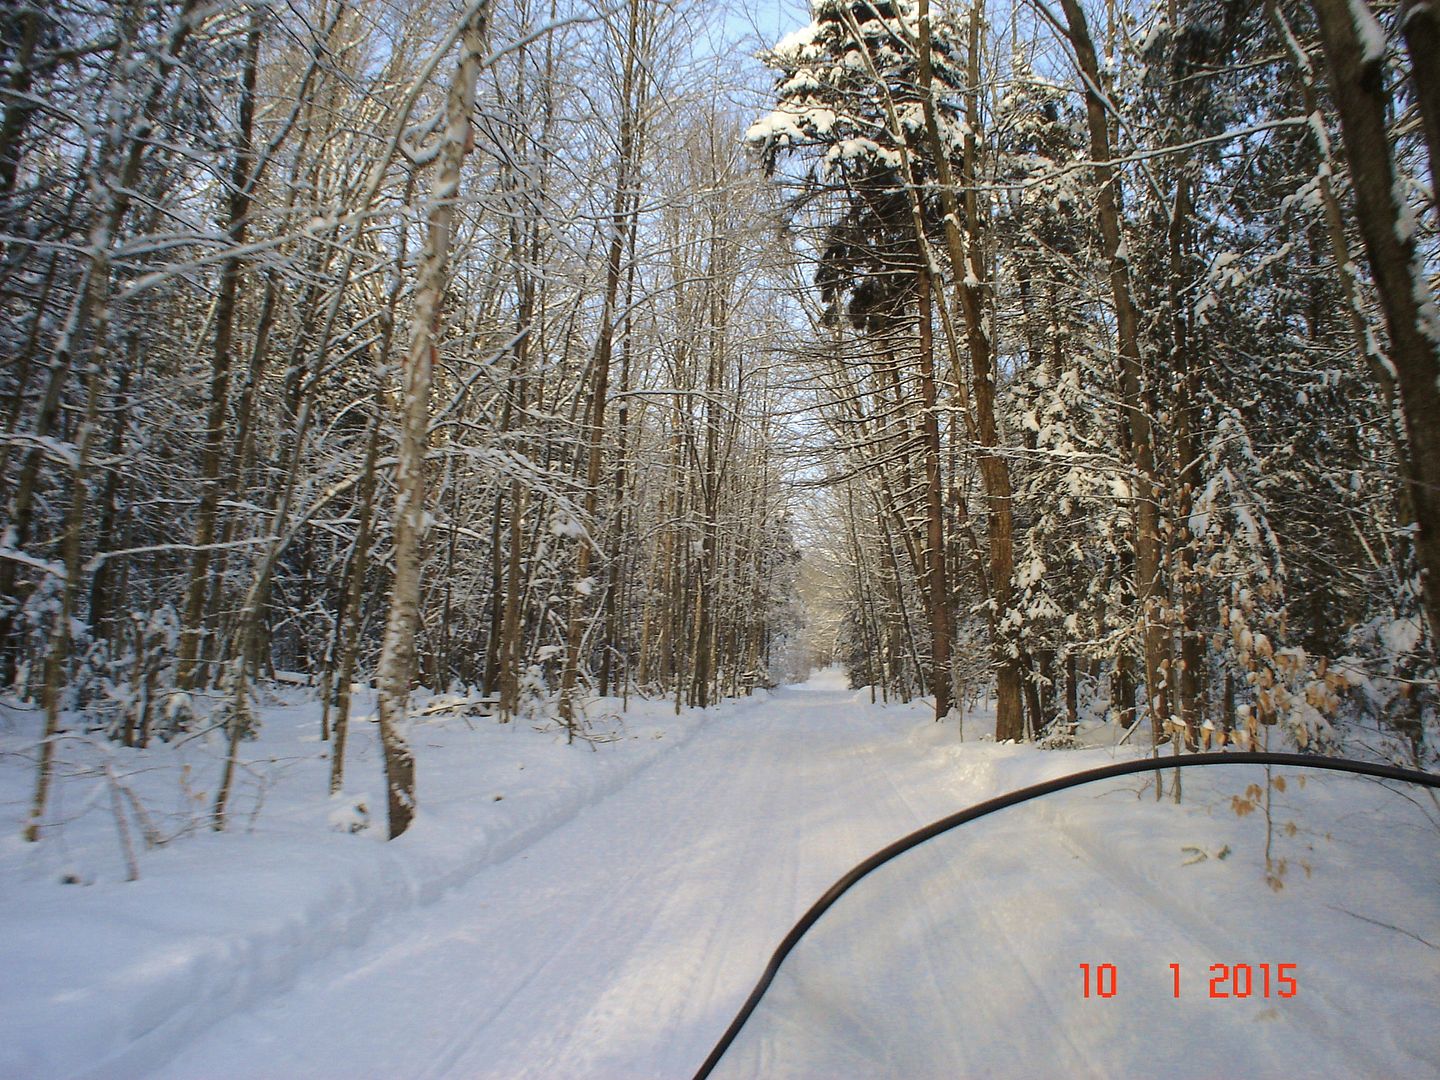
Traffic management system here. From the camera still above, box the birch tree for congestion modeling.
[374,0,489,839]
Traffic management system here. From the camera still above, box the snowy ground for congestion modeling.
[2,670,1436,1078]
[716,750,1440,1078]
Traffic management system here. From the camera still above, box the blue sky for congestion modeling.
[717,0,810,54]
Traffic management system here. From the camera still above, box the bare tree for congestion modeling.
[375,0,490,838]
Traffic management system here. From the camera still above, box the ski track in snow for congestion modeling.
[145,672,983,1080]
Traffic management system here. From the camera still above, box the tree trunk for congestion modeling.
[1311,0,1440,651]
[1065,652,1079,731]
[1060,0,1171,741]
[86,352,134,638]
[24,368,102,841]
[916,264,953,720]
[558,0,645,731]
[1169,176,1202,749]
[916,0,1018,733]
[176,10,262,690]
[330,410,381,795]
[375,2,488,839]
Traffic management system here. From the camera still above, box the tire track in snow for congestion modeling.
[429,687,952,1078]
[149,679,987,1080]
[422,711,797,1079]
[862,733,1097,1078]
[409,754,713,1080]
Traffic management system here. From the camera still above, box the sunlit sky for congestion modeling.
[718,0,809,50]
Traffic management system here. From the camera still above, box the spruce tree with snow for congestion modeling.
[749,0,1029,730]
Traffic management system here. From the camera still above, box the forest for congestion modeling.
[2,0,1437,845]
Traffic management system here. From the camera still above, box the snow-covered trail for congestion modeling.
[150,671,979,1079]
[29,669,1435,1079]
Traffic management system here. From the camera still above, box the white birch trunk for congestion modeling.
[375,2,488,839]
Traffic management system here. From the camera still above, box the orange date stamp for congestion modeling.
[1079,963,1298,999]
